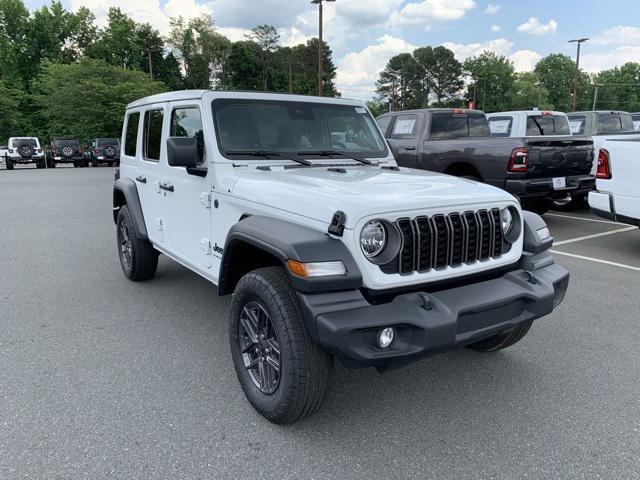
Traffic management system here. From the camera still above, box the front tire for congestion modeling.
[116,205,158,281]
[229,267,332,424]
[467,320,533,352]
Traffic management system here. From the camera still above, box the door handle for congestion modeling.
[135,175,147,183]
[159,182,174,192]
[402,146,416,151]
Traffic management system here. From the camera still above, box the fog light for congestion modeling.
[378,327,395,349]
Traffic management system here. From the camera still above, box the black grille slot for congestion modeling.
[490,208,503,257]
[431,215,449,269]
[378,207,507,275]
[397,218,415,275]
[448,213,464,266]
[414,216,433,272]
[463,211,478,263]
[477,210,492,260]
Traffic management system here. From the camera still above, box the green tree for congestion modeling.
[0,0,31,85]
[31,58,165,141]
[376,53,420,110]
[414,46,463,107]
[463,51,515,112]
[227,40,262,90]
[508,72,552,110]
[247,25,280,90]
[592,62,640,111]
[89,7,141,69]
[366,100,387,118]
[0,79,26,141]
[534,53,591,111]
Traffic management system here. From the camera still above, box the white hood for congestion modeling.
[229,165,515,228]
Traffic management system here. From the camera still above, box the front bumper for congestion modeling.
[297,258,569,368]
[505,175,595,199]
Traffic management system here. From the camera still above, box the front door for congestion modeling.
[386,113,420,168]
[159,103,213,269]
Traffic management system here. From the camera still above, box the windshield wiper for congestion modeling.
[297,150,373,165]
[224,150,312,166]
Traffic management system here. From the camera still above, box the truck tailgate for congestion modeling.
[523,137,593,178]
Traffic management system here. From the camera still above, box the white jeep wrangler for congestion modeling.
[5,137,46,169]
[113,91,569,424]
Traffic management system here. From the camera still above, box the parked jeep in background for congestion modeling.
[46,138,86,168]
[89,138,120,167]
[376,109,594,215]
[5,137,46,169]
[113,90,569,424]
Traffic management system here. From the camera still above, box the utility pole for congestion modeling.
[146,47,153,80]
[592,84,601,110]
[569,38,588,111]
[311,0,335,96]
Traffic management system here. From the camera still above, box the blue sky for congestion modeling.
[28,0,640,100]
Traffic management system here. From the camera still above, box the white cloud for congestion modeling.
[591,25,640,46]
[490,24,501,32]
[509,50,542,72]
[581,46,640,72]
[516,17,558,35]
[441,38,513,61]
[485,3,501,14]
[336,0,404,27]
[336,34,417,100]
[389,0,476,28]
[216,26,252,42]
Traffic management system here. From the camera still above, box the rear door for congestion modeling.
[159,102,212,269]
[386,113,421,168]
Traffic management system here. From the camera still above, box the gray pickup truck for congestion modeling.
[376,108,595,214]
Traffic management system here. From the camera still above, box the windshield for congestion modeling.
[430,112,490,139]
[212,99,387,159]
[525,115,570,136]
[97,138,119,147]
[597,113,635,134]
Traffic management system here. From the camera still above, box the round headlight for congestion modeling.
[501,208,514,235]
[360,220,386,258]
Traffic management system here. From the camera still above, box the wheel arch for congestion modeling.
[113,178,148,239]
[218,215,362,296]
[443,161,483,181]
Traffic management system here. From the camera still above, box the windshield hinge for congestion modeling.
[200,192,212,209]
[328,210,346,236]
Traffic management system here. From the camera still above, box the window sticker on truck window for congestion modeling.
[633,120,640,131]
[489,119,511,134]
[354,107,367,114]
[393,118,416,135]
[569,120,583,134]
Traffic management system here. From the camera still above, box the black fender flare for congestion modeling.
[113,178,148,239]
[219,215,363,295]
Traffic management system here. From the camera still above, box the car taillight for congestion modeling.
[37,148,42,153]
[8,149,14,153]
[596,148,612,179]
[51,148,56,154]
[508,147,529,172]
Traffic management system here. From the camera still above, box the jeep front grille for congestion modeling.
[379,208,508,275]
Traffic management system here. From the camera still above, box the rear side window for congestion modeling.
[488,117,512,137]
[430,113,490,139]
[143,109,164,162]
[525,115,570,136]
[376,116,392,136]
[633,114,640,131]
[568,116,586,135]
[124,112,140,156]
[390,114,418,138]
[597,114,635,134]
[171,107,204,165]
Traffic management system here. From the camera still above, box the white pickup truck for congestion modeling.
[589,138,640,228]
[487,110,572,138]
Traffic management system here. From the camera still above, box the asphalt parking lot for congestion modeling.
[1,167,639,479]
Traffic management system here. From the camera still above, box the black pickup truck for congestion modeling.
[376,108,595,214]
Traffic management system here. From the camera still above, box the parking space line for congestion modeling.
[550,250,640,272]
[546,213,623,226]
[554,226,637,246]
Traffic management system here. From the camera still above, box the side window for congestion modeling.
[390,114,418,139]
[124,113,140,156]
[143,109,164,162]
[569,116,586,135]
[488,117,512,137]
[170,107,204,165]
[376,116,392,136]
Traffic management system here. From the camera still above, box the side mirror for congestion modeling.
[167,137,199,168]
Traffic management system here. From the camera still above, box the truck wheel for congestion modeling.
[467,320,533,352]
[524,199,551,216]
[116,205,158,281]
[229,267,332,424]
[108,161,114,167]
[6,160,13,170]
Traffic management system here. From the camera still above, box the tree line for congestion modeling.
[0,0,337,143]
[369,46,640,117]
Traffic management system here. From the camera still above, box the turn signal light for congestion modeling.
[596,149,612,179]
[286,260,346,278]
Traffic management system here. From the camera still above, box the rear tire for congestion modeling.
[467,320,534,352]
[6,160,14,170]
[92,158,98,168]
[229,267,332,424]
[116,205,158,281]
